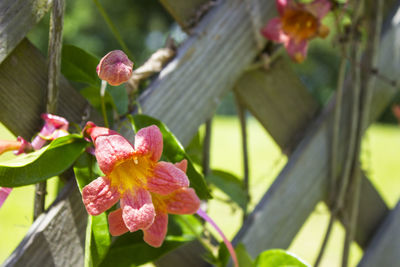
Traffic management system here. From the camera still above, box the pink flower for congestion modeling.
[107,160,200,247]
[97,50,134,86]
[0,136,32,155]
[261,0,331,62]
[81,122,198,246]
[31,114,69,150]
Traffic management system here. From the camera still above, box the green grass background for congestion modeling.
[1,117,399,266]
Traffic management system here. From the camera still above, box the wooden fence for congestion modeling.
[1,0,399,266]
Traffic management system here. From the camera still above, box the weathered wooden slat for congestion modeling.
[0,39,101,139]
[358,201,400,267]
[234,59,319,154]
[0,39,100,267]
[234,58,389,249]
[0,0,53,64]
[159,0,209,30]
[4,0,275,265]
[3,179,86,267]
[233,12,400,258]
[133,0,275,146]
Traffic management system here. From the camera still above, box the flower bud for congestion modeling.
[97,50,134,86]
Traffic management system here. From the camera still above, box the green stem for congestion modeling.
[100,80,109,128]
[92,0,133,59]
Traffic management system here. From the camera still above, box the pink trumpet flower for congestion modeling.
[261,0,331,62]
[81,122,200,246]
[97,50,134,86]
[31,113,69,150]
[108,160,200,247]
[0,137,31,155]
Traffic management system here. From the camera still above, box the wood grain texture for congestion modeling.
[0,39,101,139]
[135,0,275,146]
[234,59,319,154]
[0,0,52,64]
[233,14,400,257]
[234,58,389,249]
[3,180,87,267]
[159,0,209,30]
[358,201,400,267]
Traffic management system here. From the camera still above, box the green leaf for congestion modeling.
[235,243,253,267]
[99,215,201,267]
[0,135,88,187]
[106,84,128,115]
[206,170,247,210]
[254,249,310,267]
[61,45,128,116]
[217,242,230,267]
[130,114,211,199]
[61,44,100,87]
[84,214,111,267]
[185,131,203,166]
[74,153,111,267]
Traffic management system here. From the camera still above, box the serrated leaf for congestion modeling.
[61,45,100,87]
[206,170,247,210]
[254,249,310,267]
[129,114,211,200]
[0,135,87,187]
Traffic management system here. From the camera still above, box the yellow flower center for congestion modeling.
[109,154,155,194]
[281,9,319,42]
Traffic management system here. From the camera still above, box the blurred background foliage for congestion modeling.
[27,0,399,122]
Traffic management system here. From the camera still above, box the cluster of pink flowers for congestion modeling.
[82,122,200,247]
[261,0,331,62]
[0,114,69,208]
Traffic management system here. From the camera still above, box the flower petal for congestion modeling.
[41,113,69,131]
[15,137,32,155]
[276,0,288,15]
[97,50,134,86]
[108,208,129,236]
[143,211,168,247]
[85,124,135,175]
[174,159,187,173]
[82,176,120,216]
[261,18,289,44]
[147,162,189,195]
[165,188,200,215]
[306,0,331,19]
[134,125,163,162]
[285,39,308,63]
[121,188,155,232]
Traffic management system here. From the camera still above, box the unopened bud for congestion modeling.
[97,50,134,86]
